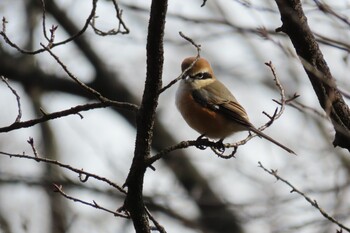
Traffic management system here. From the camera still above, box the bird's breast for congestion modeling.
[176,84,243,138]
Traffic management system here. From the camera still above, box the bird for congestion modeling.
[175,56,295,154]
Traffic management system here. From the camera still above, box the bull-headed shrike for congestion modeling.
[176,57,295,154]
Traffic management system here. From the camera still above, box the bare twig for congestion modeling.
[112,0,130,34]
[48,25,58,48]
[313,0,350,27]
[145,207,167,233]
[288,101,328,119]
[258,161,350,232]
[2,17,8,32]
[90,0,130,36]
[0,150,126,194]
[179,31,201,53]
[27,137,39,159]
[315,32,350,53]
[263,62,286,123]
[40,0,49,41]
[0,0,98,54]
[158,32,201,94]
[0,101,138,133]
[224,61,297,148]
[1,76,22,123]
[40,43,109,102]
[147,140,197,165]
[53,184,129,218]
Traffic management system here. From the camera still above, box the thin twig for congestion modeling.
[179,31,201,52]
[90,0,129,36]
[145,207,167,233]
[147,141,197,165]
[40,0,49,41]
[1,76,22,123]
[53,184,129,218]
[2,17,7,32]
[258,161,350,232]
[262,61,286,128]
[0,150,127,194]
[113,0,130,34]
[158,32,201,94]
[288,100,328,119]
[40,43,108,102]
[313,0,350,27]
[48,25,58,48]
[0,0,98,54]
[27,137,39,159]
[0,101,138,133]
[224,61,297,148]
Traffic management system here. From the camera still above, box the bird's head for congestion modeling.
[181,57,215,88]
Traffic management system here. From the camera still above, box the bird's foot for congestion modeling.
[213,139,225,153]
[195,134,209,150]
[195,136,226,153]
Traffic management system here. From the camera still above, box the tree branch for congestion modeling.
[258,161,350,232]
[0,0,98,54]
[53,184,129,218]
[274,0,350,151]
[0,101,137,133]
[123,0,168,232]
[1,76,22,123]
[0,150,126,194]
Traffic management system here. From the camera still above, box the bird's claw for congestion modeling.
[213,139,225,153]
[195,134,209,150]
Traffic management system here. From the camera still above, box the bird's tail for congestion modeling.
[249,127,296,155]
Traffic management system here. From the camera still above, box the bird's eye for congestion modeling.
[192,72,211,80]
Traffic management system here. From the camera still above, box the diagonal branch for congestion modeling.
[274,0,350,151]
[53,184,129,218]
[259,161,350,232]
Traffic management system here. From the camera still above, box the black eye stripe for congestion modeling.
[190,72,212,80]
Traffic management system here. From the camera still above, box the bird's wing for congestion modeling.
[192,81,253,128]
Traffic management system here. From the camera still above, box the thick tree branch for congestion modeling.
[275,0,350,151]
[123,0,168,232]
